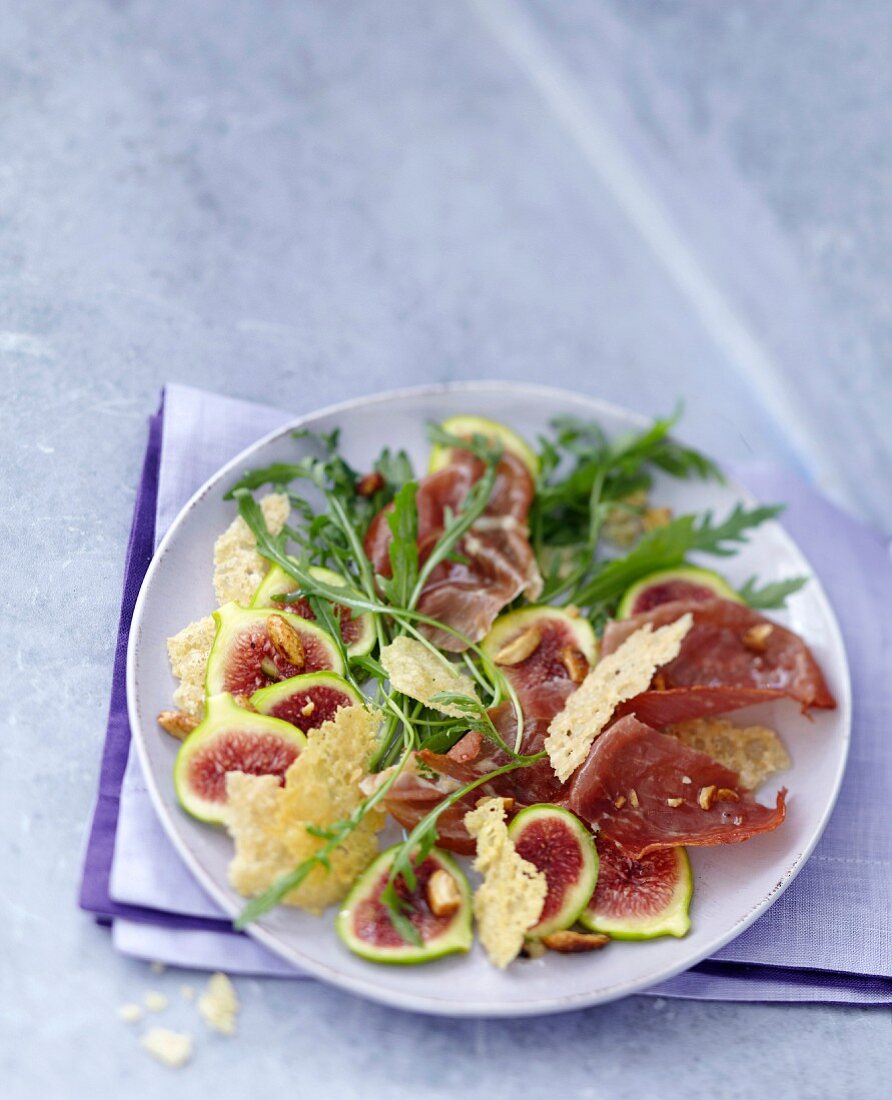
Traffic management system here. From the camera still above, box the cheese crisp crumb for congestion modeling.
[144,991,168,1012]
[464,798,548,970]
[380,636,478,717]
[545,613,693,782]
[226,705,384,914]
[668,717,791,791]
[118,1003,143,1024]
[141,1028,194,1069]
[198,972,239,1035]
[213,492,290,606]
[167,615,216,719]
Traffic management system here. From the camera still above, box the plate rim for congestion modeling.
[126,380,852,1017]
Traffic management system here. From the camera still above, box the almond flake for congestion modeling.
[698,785,717,811]
[666,798,683,808]
[628,788,640,809]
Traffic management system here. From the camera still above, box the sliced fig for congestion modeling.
[507,805,599,938]
[173,692,306,824]
[251,671,363,733]
[579,841,692,940]
[428,414,539,478]
[251,563,376,658]
[481,606,597,718]
[336,845,473,965]
[617,566,741,619]
[205,603,344,698]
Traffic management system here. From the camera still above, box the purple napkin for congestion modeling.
[80,386,892,1003]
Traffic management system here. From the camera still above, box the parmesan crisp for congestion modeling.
[140,1029,193,1069]
[668,716,791,791]
[213,492,290,606]
[225,705,385,914]
[166,492,290,718]
[464,798,548,969]
[545,613,693,782]
[198,972,239,1036]
[380,636,478,717]
[167,615,216,718]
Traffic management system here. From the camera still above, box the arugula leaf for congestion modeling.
[425,422,504,466]
[378,756,540,941]
[533,412,723,601]
[738,575,809,610]
[687,503,783,556]
[571,503,784,612]
[225,463,311,497]
[379,482,419,608]
[374,447,415,489]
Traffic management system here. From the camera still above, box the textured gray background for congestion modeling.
[2,1,890,1096]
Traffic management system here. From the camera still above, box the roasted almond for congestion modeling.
[628,788,640,809]
[541,930,610,954]
[642,505,672,532]
[520,938,547,960]
[742,623,773,653]
[716,787,740,802]
[426,869,461,917]
[698,785,717,811]
[560,645,589,684]
[475,795,515,812]
[157,710,199,740]
[494,626,542,666]
[300,699,316,718]
[266,614,305,668]
[356,471,385,497]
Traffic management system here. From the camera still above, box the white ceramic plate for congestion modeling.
[127,382,850,1017]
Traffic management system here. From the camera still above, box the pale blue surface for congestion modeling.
[2,1,890,1096]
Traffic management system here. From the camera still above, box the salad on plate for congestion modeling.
[158,412,835,969]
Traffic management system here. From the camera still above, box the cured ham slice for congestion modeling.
[566,714,786,858]
[364,449,542,650]
[613,685,790,728]
[381,765,479,855]
[601,598,835,711]
[381,704,565,853]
